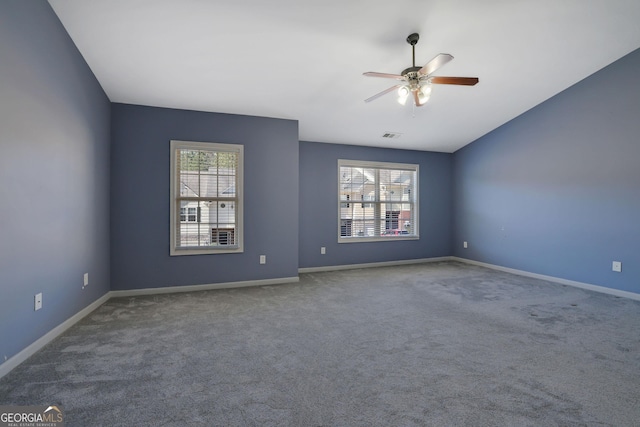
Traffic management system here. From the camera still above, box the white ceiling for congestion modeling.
[48,0,640,153]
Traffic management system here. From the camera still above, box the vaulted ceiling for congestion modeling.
[49,0,640,152]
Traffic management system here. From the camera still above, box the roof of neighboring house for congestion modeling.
[340,168,413,193]
[179,168,236,198]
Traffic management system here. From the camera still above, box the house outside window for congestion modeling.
[338,159,418,242]
[170,140,243,255]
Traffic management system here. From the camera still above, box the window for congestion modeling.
[180,207,197,222]
[170,140,243,255]
[338,159,418,242]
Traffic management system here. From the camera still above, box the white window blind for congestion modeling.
[170,141,243,255]
[338,159,418,242]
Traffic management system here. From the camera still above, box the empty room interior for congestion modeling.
[1,1,639,425]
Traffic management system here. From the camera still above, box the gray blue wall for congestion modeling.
[0,2,111,362]
[453,48,640,293]
[299,141,453,269]
[110,104,299,290]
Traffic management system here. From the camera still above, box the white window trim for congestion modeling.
[337,159,419,243]
[170,140,244,256]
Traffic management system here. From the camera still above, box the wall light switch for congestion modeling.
[83,273,89,287]
[321,247,326,255]
[612,261,622,272]
[35,293,42,311]
[463,241,468,249]
[260,255,266,265]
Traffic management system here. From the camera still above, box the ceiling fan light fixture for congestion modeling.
[417,84,432,104]
[397,86,410,105]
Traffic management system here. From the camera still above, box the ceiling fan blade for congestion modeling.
[418,53,454,76]
[364,85,402,103]
[430,76,479,86]
[363,72,405,80]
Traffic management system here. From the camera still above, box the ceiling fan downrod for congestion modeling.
[407,33,419,68]
[402,33,422,76]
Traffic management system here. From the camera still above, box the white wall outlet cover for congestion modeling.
[83,273,89,286]
[321,247,326,254]
[34,293,43,311]
[612,261,622,272]
[463,241,468,248]
[260,255,266,264]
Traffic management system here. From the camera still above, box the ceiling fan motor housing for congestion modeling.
[401,66,422,77]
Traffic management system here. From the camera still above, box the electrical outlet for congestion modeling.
[260,255,266,265]
[34,293,42,311]
[463,241,468,249]
[612,261,622,272]
[83,272,89,288]
[321,247,326,255]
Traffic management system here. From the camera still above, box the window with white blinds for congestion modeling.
[170,140,243,255]
[338,159,418,242]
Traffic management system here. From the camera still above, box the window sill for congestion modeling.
[170,246,243,256]
[338,236,419,244]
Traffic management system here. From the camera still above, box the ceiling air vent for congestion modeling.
[381,132,402,139]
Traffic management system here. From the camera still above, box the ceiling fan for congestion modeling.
[363,33,479,107]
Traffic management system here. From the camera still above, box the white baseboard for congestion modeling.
[298,256,453,274]
[0,276,299,380]
[452,256,640,301]
[0,292,112,380]
[110,276,300,298]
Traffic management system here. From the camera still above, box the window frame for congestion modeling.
[337,159,419,243]
[170,140,244,256]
